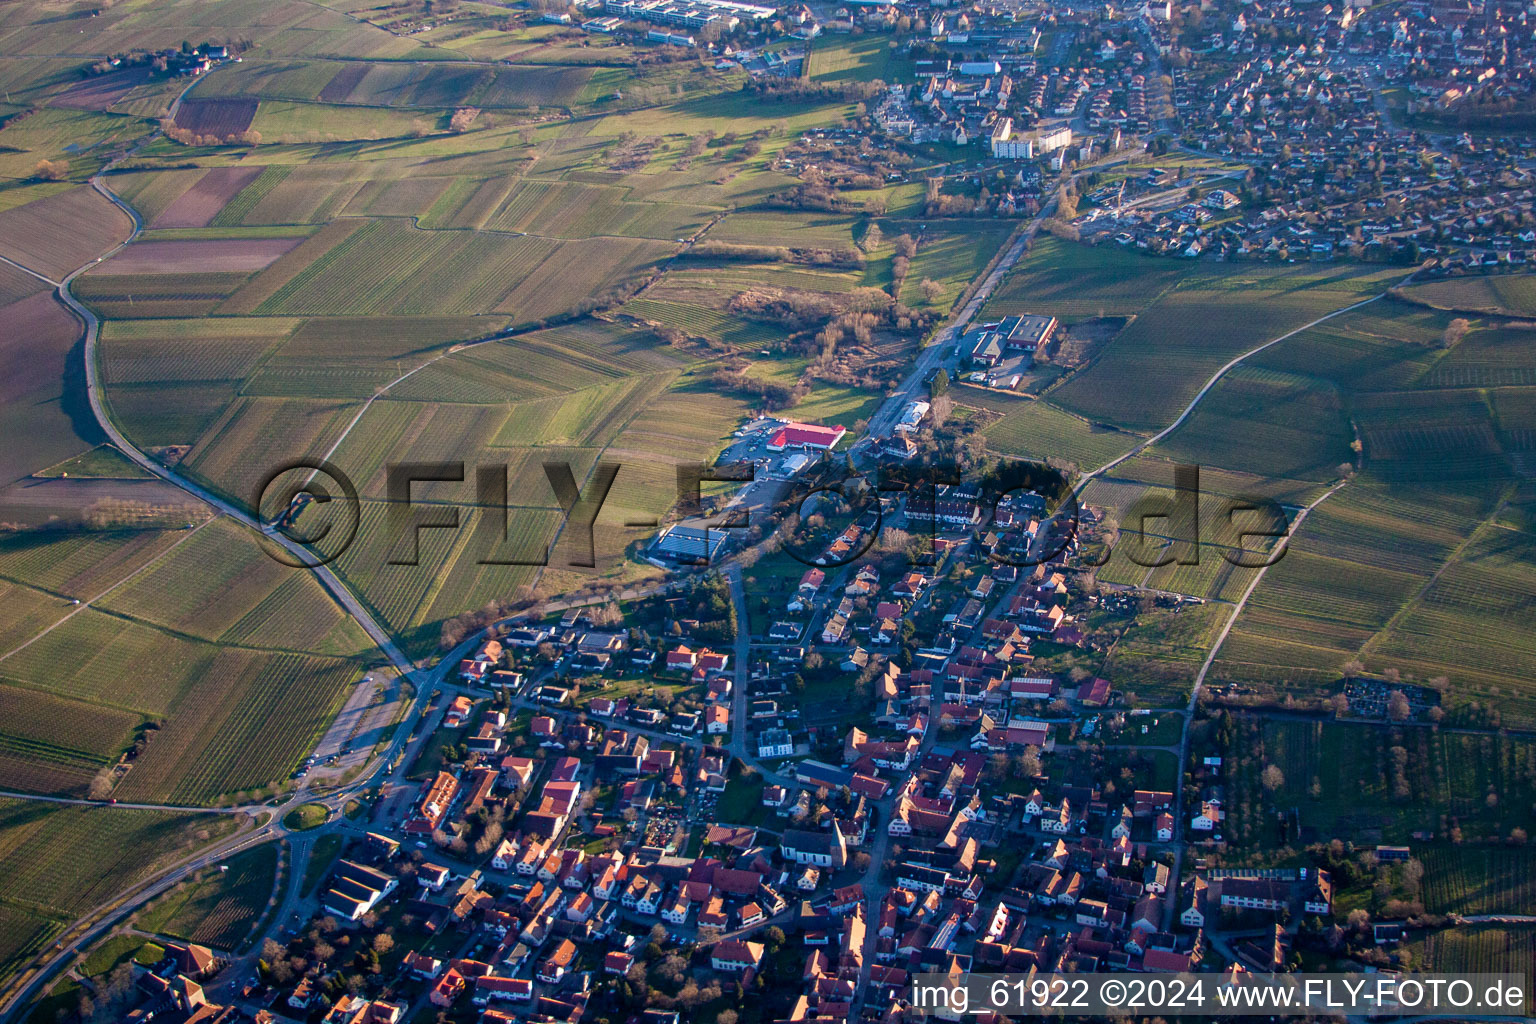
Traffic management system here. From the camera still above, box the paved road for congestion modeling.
[865,224,1038,442]
[0,791,250,814]
[726,567,752,763]
[0,630,473,1022]
[56,176,414,672]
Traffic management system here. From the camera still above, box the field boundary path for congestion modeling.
[1028,266,1429,926]
[1070,289,1396,495]
[0,515,218,664]
[1162,475,1351,921]
[0,89,453,1018]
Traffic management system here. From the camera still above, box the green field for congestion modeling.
[0,517,371,803]
[1404,925,1536,1011]
[1196,294,1536,715]
[982,397,1142,470]
[1047,263,1403,433]
[1399,274,1536,318]
[807,36,904,84]
[983,236,1188,318]
[34,446,152,480]
[0,800,242,987]
[1222,717,1536,847]
[137,842,277,949]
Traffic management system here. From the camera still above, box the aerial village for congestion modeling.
[125,406,1454,1024]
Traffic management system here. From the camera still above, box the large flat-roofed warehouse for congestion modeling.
[652,521,728,562]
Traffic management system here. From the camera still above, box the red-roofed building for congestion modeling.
[711,939,766,975]
[537,939,578,984]
[767,422,847,451]
[429,969,466,1008]
[474,975,533,1006]
[445,695,474,728]
[850,773,889,800]
[1079,677,1111,706]
[1141,948,1196,972]
[405,772,459,835]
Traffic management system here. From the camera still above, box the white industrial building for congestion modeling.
[894,400,930,433]
[604,0,773,30]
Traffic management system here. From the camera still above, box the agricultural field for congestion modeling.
[0,286,110,502]
[982,235,1189,319]
[0,683,142,798]
[1399,273,1536,318]
[98,317,301,389]
[173,97,257,137]
[620,297,782,349]
[1048,262,1404,433]
[1222,717,1536,847]
[1211,478,1501,692]
[0,185,132,281]
[1094,602,1226,704]
[0,597,368,803]
[96,517,365,651]
[137,843,277,950]
[0,107,153,181]
[0,798,241,984]
[1364,519,1536,723]
[0,0,432,61]
[0,516,370,803]
[0,906,63,1000]
[114,650,365,804]
[982,397,1142,470]
[0,798,241,933]
[1419,846,1536,916]
[1181,292,1536,713]
[198,58,599,111]
[1150,365,1353,483]
[51,66,153,111]
[323,500,548,656]
[1404,926,1536,1011]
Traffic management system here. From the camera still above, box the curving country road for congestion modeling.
[0,101,438,1015]
[60,172,413,671]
